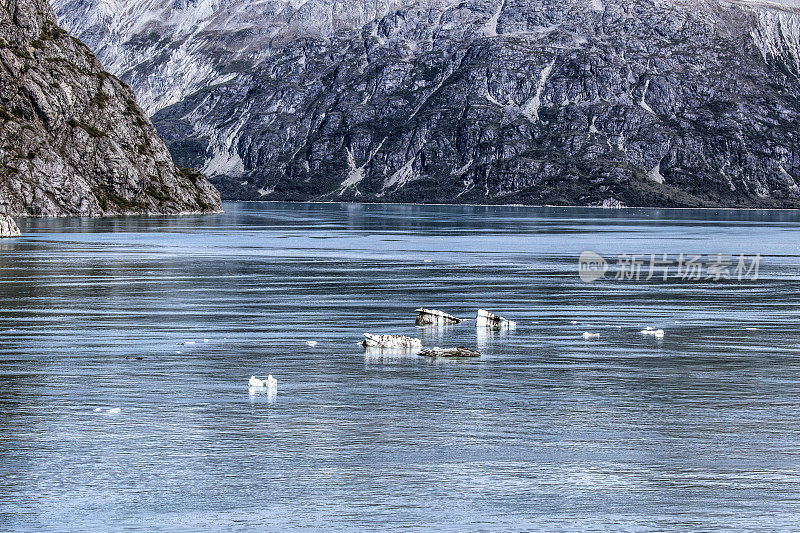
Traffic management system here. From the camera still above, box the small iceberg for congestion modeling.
[582,332,600,339]
[306,341,318,347]
[641,328,665,338]
[249,375,277,389]
[106,408,121,414]
[476,309,516,329]
[415,308,461,326]
[361,333,422,349]
[418,346,481,358]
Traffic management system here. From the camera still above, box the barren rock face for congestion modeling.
[54,0,800,207]
[0,214,20,236]
[0,0,221,217]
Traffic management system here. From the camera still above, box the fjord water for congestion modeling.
[1,202,799,531]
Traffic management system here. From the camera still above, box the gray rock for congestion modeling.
[0,214,20,237]
[418,346,481,358]
[0,0,221,218]
[54,0,800,208]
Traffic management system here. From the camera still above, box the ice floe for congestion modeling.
[415,308,461,325]
[476,309,516,329]
[641,327,665,338]
[249,375,277,389]
[362,333,422,349]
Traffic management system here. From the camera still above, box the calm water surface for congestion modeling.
[1,202,799,531]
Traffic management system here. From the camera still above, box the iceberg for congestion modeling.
[476,309,516,329]
[361,333,422,349]
[415,308,461,326]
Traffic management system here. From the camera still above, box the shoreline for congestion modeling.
[6,200,800,220]
[225,199,800,213]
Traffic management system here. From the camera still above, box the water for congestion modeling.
[1,202,799,531]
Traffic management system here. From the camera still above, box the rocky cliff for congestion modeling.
[0,213,19,236]
[54,0,800,208]
[0,0,221,221]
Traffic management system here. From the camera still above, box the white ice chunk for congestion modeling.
[476,309,516,329]
[362,333,422,349]
[641,328,665,338]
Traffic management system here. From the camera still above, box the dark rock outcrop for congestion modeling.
[0,0,221,218]
[0,213,19,236]
[54,0,800,208]
[418,346,481,358]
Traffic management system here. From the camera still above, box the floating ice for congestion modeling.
[249,375,277,389]
[106,408,121,414]
[476,309,516,329]
[362,333,422,349]
[306,340,319,347]
[415,308,461,326]
[641,328,665,338]
[582,332,600,339]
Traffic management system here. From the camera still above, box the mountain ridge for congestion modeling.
[53,0,800,208]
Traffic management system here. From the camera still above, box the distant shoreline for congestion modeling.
[9,200,800,219]
[223,200,800,213]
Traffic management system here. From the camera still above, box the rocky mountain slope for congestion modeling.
[0,0,221,222]
[53,0,800,207]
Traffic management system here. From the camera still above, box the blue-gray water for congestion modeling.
[1,202,799,531]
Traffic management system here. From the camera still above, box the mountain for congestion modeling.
[0,0,221,231]
[52,0,800,208]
